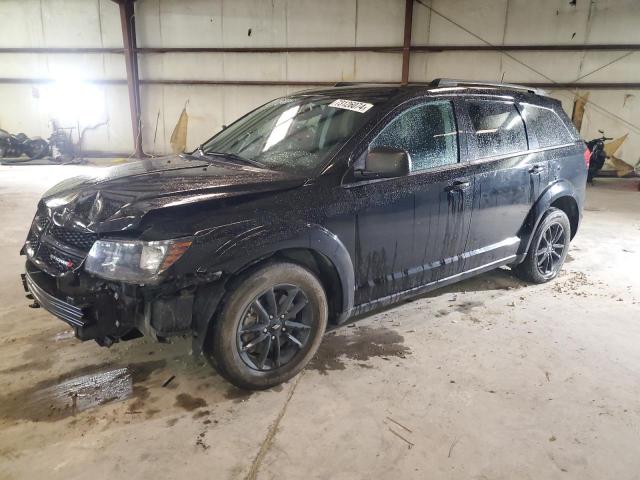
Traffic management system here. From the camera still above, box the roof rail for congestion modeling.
[430,78,546,96]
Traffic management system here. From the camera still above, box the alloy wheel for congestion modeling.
[535,222,566,277]
[236,284,313,371]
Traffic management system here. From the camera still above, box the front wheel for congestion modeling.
[514,207,571,284]
[207,262,328,390]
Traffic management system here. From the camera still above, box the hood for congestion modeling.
[40,155,305,233]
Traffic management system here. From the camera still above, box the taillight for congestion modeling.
[583,147,590,168]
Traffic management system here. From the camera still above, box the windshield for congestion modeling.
[199,96,376,176]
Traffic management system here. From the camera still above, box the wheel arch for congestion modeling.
[518,180,581,257]
[193,223,355,356]
[230,225,355,323]
[253,247,345,325]
[550,196,579,240]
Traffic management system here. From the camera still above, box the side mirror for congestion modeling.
[360,147,411,179]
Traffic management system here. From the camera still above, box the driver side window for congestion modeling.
[370,101,458,172]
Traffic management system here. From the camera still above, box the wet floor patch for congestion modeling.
[420,268,527,297]
[434,300,483,318]
[174,393,207,411]
[224,387,254,403]
[193,409,210,419]
[0,360,165,423]
[309,326,410,375]
[453,300,484,314]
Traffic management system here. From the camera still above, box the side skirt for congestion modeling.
[350,255,519,317]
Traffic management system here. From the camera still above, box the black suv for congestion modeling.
[22,80,587,389]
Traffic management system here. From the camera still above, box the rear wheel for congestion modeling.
[25,139,49,159]
[514,207,571,283]
[207,262,328,390]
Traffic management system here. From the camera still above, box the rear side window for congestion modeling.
[467,100,527,158]
[371,101,458,172]
[519,104,574,148]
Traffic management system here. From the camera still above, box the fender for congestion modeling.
[222,223,355,318]
[518,179,579,257]
[191,223,355,355]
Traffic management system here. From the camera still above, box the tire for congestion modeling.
[207,262,328,390]
[514,207,571,284]
[25,139,49,159]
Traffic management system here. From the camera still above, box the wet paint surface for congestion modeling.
[21,84,586,347]
[0,360,165,423]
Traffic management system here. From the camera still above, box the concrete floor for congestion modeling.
[0,163,639,480]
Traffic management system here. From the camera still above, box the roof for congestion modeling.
[295,79,548,98]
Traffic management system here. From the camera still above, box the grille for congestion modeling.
[26,227,38,244]
[26,208,97,277]
[49,225,98,252]
[35,243,84,275]
[35,214,49,231]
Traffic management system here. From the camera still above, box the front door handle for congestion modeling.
[445,180,470,192]
[529,165,545,174]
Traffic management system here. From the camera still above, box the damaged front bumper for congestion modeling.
[22,260,225,353]
[23,269,85,329]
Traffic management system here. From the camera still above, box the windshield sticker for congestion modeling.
[329,99,373,113]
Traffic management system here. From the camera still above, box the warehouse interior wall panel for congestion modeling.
[0,0,638,163]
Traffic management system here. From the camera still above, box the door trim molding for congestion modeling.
[352,254,517,314]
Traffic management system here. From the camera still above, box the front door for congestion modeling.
[345,99,473,307]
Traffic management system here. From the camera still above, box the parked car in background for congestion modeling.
[22,80,587,389]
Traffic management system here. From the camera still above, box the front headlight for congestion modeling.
[85,238,192,283]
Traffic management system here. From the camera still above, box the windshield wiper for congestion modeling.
[196,148,267,169]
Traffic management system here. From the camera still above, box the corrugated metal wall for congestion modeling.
[0,0,638,165]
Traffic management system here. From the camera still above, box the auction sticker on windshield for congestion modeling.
[329,99,373,113]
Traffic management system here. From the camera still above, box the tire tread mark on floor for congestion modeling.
[244,371,304,480]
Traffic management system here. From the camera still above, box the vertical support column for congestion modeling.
[401,0,414,85]
[115,0,144,157]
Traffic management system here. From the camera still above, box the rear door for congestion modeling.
[462,98,548,270]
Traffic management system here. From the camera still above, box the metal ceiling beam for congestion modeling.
[113,0,144,158]
[401,0,414,85]
[2,44,639,55]
[411,44,640,52]
[1,78,639,90]
[0,47,125,54]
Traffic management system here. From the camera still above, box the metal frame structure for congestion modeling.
[114,0,144,158]
[1,44,639,55]
[0,0,638,155]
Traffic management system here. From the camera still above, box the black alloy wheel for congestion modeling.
[534,222,566,278]
[513,207,571,284]
[207,261,327,390]
[236,284,313,371]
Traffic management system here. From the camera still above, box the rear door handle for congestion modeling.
[529,165,545,174]
[445,180,470,192]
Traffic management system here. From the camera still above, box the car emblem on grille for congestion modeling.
[49,253,74,269]
[52,211,65,227]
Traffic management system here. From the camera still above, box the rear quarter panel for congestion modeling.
[517,141,587,256]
